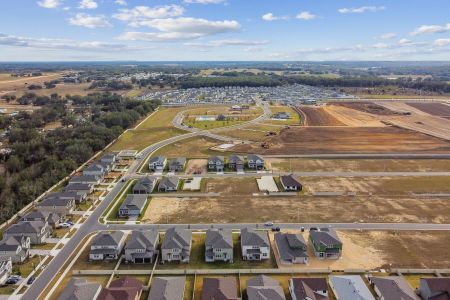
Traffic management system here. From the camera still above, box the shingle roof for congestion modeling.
[420,278,450,300]
[290,278,328,300]
[150,156,166,164]
[310,229,342,247]
[247,275,280,288]
[169,158,186,167]
[330,276,375,300]
[38,196,74,207]
[0,236,27,251]
[5,221,46,234]
[69,175,100,183]
[247,154,264,162]
[125,230,158,250]
[371,277,419,300]
[159,177,179,189]
[120,195,148,211]
[274,233,307,262]
[241,228,269,248]
[228,155,244,164]
[57,278,101,300]
[162,228,191,250]
[209,156,224,163]
[247,276,285,300]
[202,277,239,300]
[205,229,233,249]
[280,175,302,188]
[133,177,156,193]
[64,183,92,191]
[109,276,143,289]
[91,232,124,247]
[148,277,186,300]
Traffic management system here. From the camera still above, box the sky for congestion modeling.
[0,0,449,61]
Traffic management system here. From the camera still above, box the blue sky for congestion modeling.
[0,0,449,61]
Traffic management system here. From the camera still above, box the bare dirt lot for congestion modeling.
[205,178,259,195]
[232,126,450,155]
[406,102,450,117]
[330,101,402,116]
[296,106,345,126]
[186,159,207,175]
[323,104,386,127]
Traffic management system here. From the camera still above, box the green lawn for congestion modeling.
[264,106,301,125]
[184,119,245,130]
[104,180,138,221]
[137,107,189,129]
[12,255,42,277]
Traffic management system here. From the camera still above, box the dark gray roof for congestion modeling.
[91,231,124,247]
[57,278,102,300]
[241,228,269,248]
[202,277,239,300]
[84,164,104,172]
[0,236,27,251]
[100,154,116,162]
[159,177,179,189]
[125,230,158,250]
[228,155,244,164]
[209,156,224,164]
[247,154,264,162]
[370,277,419,300]
[274,233,307,262]
[149,156,166,164]
[247,276,285,300]
[280,175,302,187]
[64,183,92,191]
[290,278,328,300]
[38,196,74,207]
[169,157,186,167]
[133,177,156,193]
[247,275,279,288]
[148,277,185,300]
[120,195,148,211]
[205,229,233,249]
[69,175,100,183]
[162,228,191,250]
[5,221,47,234]
[310,229,342,247]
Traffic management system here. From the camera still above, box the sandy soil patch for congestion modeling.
[186,159,207,175]
[205,177,259,195]
[324,105,386,127]
[297,105,345,126]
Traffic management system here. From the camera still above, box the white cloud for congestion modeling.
[68,13,111,28]
[183,0,225,4]
[379,32,397,40]
[185,39,269,47]
[373,43,390,49]
[411,23,450,35]
[338,6,385,14]
[262,13,288,21]
[115,0,127,5]
[118,18,240,42]
[113,5,184,26]
[0,33,138,52]
[37,0,62,9]
[296,11,317,21]
[78,0,97,9]
[434,38,450,47]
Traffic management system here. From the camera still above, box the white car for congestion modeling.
[264,221,274,227]
[59,222,71,228]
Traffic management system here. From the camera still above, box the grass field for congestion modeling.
[152,136,224,158]
[184,118,245,130]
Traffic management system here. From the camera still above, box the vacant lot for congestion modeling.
[331,101,401,116]
[296,106,345,126]
[406,102,450,117]
[205,178,259,195]
[324,104,386,127]
[152,136,224,158]
[267,158,450,172]
[232,126,450,155]
[137,107,189,129]
[221,124,283,142]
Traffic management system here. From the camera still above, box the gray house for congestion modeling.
[228,155,244,171]
[0,236,30,263]
[369,276,419,300]
[161,227,192,263]
[57,278,102,300]
[21,210,62,229]
[148,277,186,300]
[133,177,157,194]
[208,156,225,172]
[3,221,51,245]
[83,163,105,178]
[47,191,85,204]
[100,153,117,169]
[280,175,303,191]
[89,231,125,261]
[125,230,159,264]
[69,174,101,185]
[37,196,75,216]
[418,277,450,300]
[241,228,270,261]
[63,183,94,200]
[309,228,342,259]
[158,177,180,192]
[274,232,308,264]
[205,229,233,263]
[202,277,239,300]
[149,156,167,172]
[118,194,148,218]
[247,154,264,170]
[329,276,375,300]
[247,275,286,300]
[169,158,186,172]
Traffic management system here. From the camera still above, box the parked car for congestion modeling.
[300,226,305,232]
[264,221,274,227]
[27,276,35,285]
[271,227,281,232]
[6,277,19,285]
[66,220,74,225]
[59,222,71,228]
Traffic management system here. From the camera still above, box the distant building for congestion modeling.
[228,155,244,171]
[0,236,30,263]
[3,221,51,245]
[169,157,186,172]
[208,156,225,172]
[0,258,12,285]
[273,112,291,120]
[98,276,143,300]
[247,154,264,170]
[149,156,167,172]
[280,175,303,191]
[158,177,180,192]
[369,276,419,300]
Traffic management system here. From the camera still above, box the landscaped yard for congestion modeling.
[263,105,301,125]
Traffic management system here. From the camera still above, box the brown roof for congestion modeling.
[371,277,419,300]
[421,278,450,300]
[109,276,143,289]
[201,278,239,300]
[290,278,328,300]
[98,276,143,300]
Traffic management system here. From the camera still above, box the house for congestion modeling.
[21,210,62,229]
[47,190,85,204]
[169,158,186,172]
[0,236,30,263]
[69,175,101,185]
[202,277,239,300]
[148,277,186,300]
[100,153,117,169]
[280,175,303,191]
[273,112,291,120]
[125,230,159,263]
[98,276,143,300]
[228,155,244,171]
[149,156,167,172]
[309,228,342,259]
[83,163,105,178]
[89,231,125,261]
[247,275,286,300]
[231,105,242,111]
[64,183,94,200]
[329,276,375,300]
[37,196,75,216]
[247,154,264,170]
[241,228,270,261]
[3,221,51,245]
[161,228,192,263]
[205,229,233,263]
[419,277,450,300]
[57,278,102,300]
[208,156,225,172]
[369,276,419,300]
[289,278,328,300]
[158,177,180,192]
[133,177,157,194]
[0,258,12,285]
[274,233,308,264]
[118,195,148,218]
